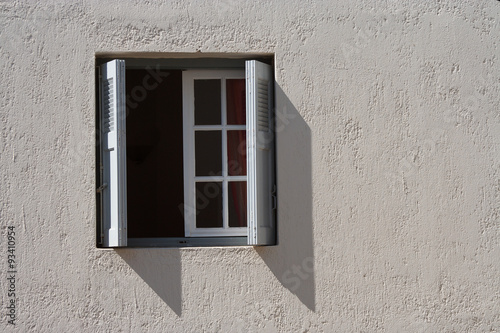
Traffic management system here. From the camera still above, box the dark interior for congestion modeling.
[126,69,185,237]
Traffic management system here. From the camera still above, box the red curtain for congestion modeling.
[226,79,247,227]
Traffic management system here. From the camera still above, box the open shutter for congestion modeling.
[246,60,276,245]
[99,60,127,247]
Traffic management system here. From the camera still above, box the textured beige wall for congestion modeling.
[1,0,499,332]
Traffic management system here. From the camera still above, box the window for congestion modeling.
[182,70,248,237]
[96,56,276,247]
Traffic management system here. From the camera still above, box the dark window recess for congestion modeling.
[126,69,185,237]
[195,131,222,176]
[195,181,223,228]
[194,79,221,125]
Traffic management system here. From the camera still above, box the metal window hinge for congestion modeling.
[96,183,108,193]
[271,184,277,210]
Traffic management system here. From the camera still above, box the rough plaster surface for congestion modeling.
[1,0,500,332]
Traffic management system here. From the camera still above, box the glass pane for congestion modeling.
[195,131,222,176]
[228,181,247,227]
[195,79,221,125]
[226,79,246,125]
[196,182,223,228]
[227,130,246,176]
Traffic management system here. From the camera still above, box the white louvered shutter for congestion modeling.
[100,60,127,247]
[246,60,276,245]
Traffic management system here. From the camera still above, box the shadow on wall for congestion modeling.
[114,85,313,315]
[256,84,315,311]
[116,249,182,316]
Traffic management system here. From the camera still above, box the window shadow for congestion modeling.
[116,248,182,316]
[256,84,315,311]
[113,85,313,315]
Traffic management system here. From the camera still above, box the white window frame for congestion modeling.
[97,58,276,247]
[182,70,247,237]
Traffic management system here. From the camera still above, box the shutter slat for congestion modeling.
[102,78,115,133]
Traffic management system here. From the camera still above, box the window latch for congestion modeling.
[96,183,108,193]
[271,184,277,210]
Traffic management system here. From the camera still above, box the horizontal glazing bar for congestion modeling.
[194,125,246,131]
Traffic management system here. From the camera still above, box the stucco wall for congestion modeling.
[1,0,500,332]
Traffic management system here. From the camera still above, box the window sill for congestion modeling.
[124,237,248,248]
